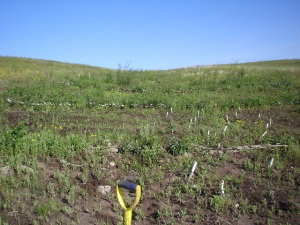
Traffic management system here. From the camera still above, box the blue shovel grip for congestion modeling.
[118,180,137,191]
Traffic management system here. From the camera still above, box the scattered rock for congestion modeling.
[1,165,35,176]
[183,152,192,157]
[37,162,46,171]
[0,166,14,176]
[97,185,112,195]
[110,146,118,153]
[109,162,116,167]
[6,98,13,104]
[21,165,35,174]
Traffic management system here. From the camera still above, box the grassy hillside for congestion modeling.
[1,57,299,111]
[0,57,299,224]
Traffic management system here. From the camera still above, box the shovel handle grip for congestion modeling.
[118,180,138,191]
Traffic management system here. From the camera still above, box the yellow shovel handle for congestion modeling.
[116,181,141,225]
[123,209,133,225]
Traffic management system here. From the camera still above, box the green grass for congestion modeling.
[0,56,299,224]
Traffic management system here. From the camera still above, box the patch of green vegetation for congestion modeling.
[34,199,59,217]
[0,57,299,224]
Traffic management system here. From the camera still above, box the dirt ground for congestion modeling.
[1,105,300,224]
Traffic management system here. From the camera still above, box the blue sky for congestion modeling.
[1,1,300,70]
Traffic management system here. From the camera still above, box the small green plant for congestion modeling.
[66,185,77,205]
[0,217,9,225]
[46,182,56,196]
[120,125,163,166]
[157,206,172,218]
[53,171,72,194]
[249,204,258,214]
[133,208,145,220]
[34,199,58,217]
[244,159,254,171]
[2,124,27,155]
[166,136,188,156]
[116,63,132,86]
[178,208,187,218]
[92,167,103,180]
[77,167,89,184]
[286,143,300,166]
[209,195,231,213]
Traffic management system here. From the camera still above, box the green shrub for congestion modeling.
[287,143,300,166]
[166,137,188,156]
[119,125,163,166]
[34,199,59,217]
[209,195,232,213]
[1,124,27,155]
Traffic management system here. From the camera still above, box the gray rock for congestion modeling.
[97,185,111,195]
[0,166,14,176]
[110,147,119,153]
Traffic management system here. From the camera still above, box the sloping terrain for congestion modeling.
[0,57,299,224]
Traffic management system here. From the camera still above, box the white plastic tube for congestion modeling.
[188,161,198,181]
[269,158,274,168]
[220,180,225,197]
[191,161,197,174]
[223,126,228,134]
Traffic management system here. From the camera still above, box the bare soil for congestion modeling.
[1,105,300,225]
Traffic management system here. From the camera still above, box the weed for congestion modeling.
[2,124,27,155]
[34,199,59,217]
[178,208,187,218]
[66,185,77,205]
[209,195,232,213]
[167,136,189,156]
[91,167,103,180]
[133,208,145,220]
[286,142,300,166]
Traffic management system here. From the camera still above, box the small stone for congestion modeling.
[110,147,118,153]
[97,185,111,195]
[37,162,46,171]
[109,162,116,167]
[183,152,192,157]
[0,166,14,176]
[21,165,35,174]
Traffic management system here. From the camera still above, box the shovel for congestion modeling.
[116,180,141,225]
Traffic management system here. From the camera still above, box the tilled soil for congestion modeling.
[1,105,300,224]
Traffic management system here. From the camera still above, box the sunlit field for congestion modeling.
[1,57,299,224]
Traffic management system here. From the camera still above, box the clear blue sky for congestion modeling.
[1,1,300,70]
